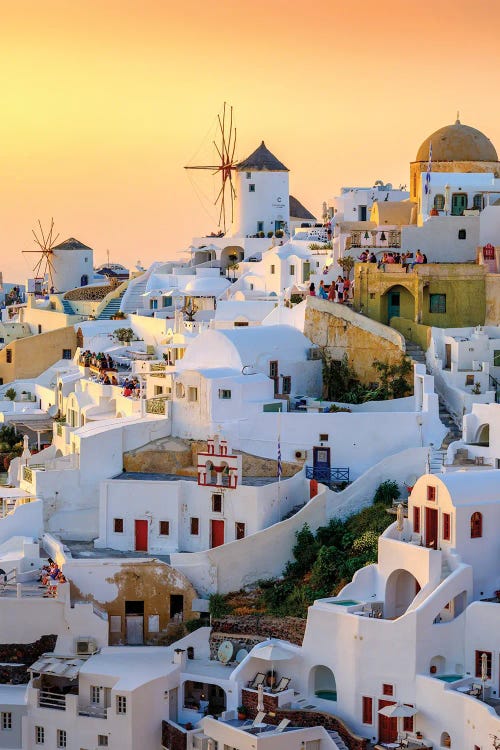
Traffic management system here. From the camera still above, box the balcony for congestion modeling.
[78,703,108,719]
[306,466,350,483]
[38,689,69,710]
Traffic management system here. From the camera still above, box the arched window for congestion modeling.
[470,512,482,538]
[473,193,483,210]
[434,194,445,210]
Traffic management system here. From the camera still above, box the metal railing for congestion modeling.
[38,690,67,710]
[489,373,500,403]
[78,703,108,719]
[306,466,350,483]
[145,396,169,415]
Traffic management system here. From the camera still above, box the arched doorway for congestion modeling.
[382,284,415,324]
[440,732,451,748]
[311,665,337,701]
[385,569,420,619]
[474,424,489,446]
[220,246,244,272]
[80,274,89,286]
[429,655,446,675]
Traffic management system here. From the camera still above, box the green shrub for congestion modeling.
[209,593,231,619]
[184,618,205,633]
[5,388,16,401]
[373,479,400,506]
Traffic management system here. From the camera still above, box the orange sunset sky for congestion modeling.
[2,0,500,281]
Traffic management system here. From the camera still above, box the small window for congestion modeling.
[473,194,483,210]
[270,264,275,275]
[5,349,12,364]
[113,518,124,533]
[235,522,246,540]
[246,171,251,179]
[382,684,394,696]
[269,361,278,379]
[362,696,373,724]
[475,650,492,679]
[159,520,170,536]
[190,517,199,535]
[290,264,295,275]
[62,349,72,360]
[162,296,172,308]
[218,389,232,399]
[442,513,450,541]
[249,184,256,193]
[465,374,474,386]
[57,729,67,748]
[116,695,127,714]
[413,506,421,534]
[98,736,109,747]
[175,382,185,399]
[427,486,436,502]
[319,433,329,442]
[493,350,500,367]
[35,726,44,744]
[38,324,42,334]
[91,686,101,704]
[257,221,264,232]
[282,376,291,395]
[470,512,482,539]
[154,385,163,396]
[458,229,466,240]
[1,712,12,730]
[212,494,223,513]
[429,294,446,314]
[188,386,198,402]
[433,194,445,210]
[234,321,248,327]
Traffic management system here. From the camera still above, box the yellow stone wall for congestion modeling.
[0,326,77,384]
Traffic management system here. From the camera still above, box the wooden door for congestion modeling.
[135,519,148,552]
[445,344,451,370]
[210,519,225,548]
[425,507,438,549]
[126,615,144,645]
[378,700,397,743]
[313,447,331,482]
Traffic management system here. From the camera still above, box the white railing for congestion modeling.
[39,690,67,710]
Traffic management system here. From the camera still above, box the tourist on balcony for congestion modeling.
[411,249,424,270]
[358,250,368,262]
[318,280,328,299]
[335,276,344,303]
[368,252,377,263]
[343,277,351,300]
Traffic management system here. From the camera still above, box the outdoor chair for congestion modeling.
[248,673,266,689]
[274,718,291,733]
[272,677,291,693]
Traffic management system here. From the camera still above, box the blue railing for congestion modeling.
[306,466,350,483]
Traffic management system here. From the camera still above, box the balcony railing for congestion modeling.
[145,396,169,415]
[38,690,67,710]
[306,466,350,483]
[78,703,108,719]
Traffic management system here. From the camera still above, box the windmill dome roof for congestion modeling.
[415,119,498,162]
[237,141,289,172]
[52,237,93,251]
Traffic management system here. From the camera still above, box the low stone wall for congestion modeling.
[242,688,368,750]
[64,285,114,301]
[162,719,187,750]
[211,616,306,646]
[0,634,57,683]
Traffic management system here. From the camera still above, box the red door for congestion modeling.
[378,700,397,743]
[210,520,225,548]
[135,520,148,552]
[425,507,438,549]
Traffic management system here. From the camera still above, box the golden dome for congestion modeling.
[415,119,498,162]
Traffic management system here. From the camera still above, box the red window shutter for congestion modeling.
[362,696,373,724]
[382,684,394,696]
[413,506,420,533]
[443,513,450,541]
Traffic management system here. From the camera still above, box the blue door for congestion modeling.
[313,447,331,482]
[388,292,400,322]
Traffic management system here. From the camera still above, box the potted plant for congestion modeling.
[237,705,248,721]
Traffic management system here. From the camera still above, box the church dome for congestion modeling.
[415,119,498,163]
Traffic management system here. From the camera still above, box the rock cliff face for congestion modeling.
[124,438,302,478]
[211,615,306,648]
[0,634,57,683]
[304,296,405,385]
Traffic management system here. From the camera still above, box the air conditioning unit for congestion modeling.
[295,450,307,460]
[75,637,98,656]
[307,347,322,360]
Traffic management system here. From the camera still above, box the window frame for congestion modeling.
[212,493,223,513]
[91,685,101,704]
[187,386,198,403]
[442,512,451,541]
[218,389,232,399]
[470,511,482,539]
[98,735,109,747]
[458,229,467,240]
[382,683,394,696]
[249,184,256,193]
[282,376,292,395]
[429,294,446,314]
[35,726,45,745]
[56,728,67,748]
[159,520,170,536]
[362,696,373,724]
[113,518,124,534]
[235,521,246,540]
[190,517,200,536]
[1,712,12,730]
[116,695,127,715]
[427,486,436,502]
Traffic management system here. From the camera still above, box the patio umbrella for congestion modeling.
[378,703,418,740]
[396,503,405,532]
[481,652,489,700]
[257,683,265,712]
[254,642,294,685]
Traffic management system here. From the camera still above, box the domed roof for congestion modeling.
[415,119,498,163]
[184,276,230,295]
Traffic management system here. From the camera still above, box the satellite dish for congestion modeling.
[235,648,248,663]
[217,640,234,664]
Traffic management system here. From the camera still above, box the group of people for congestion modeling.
[39,559,67,598]
[309,277,351,303]
[122,378,141,398]
[358,249,428,270]
[80,351,115,371]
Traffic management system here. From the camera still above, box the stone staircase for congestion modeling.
[61,298,75,315]
[404,338,426,366]
[327,729,349,750]
[97,295,123,320]
[120,276,149,314]
[441,558,452,582]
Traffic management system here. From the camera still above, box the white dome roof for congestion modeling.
[184,276,231,295]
